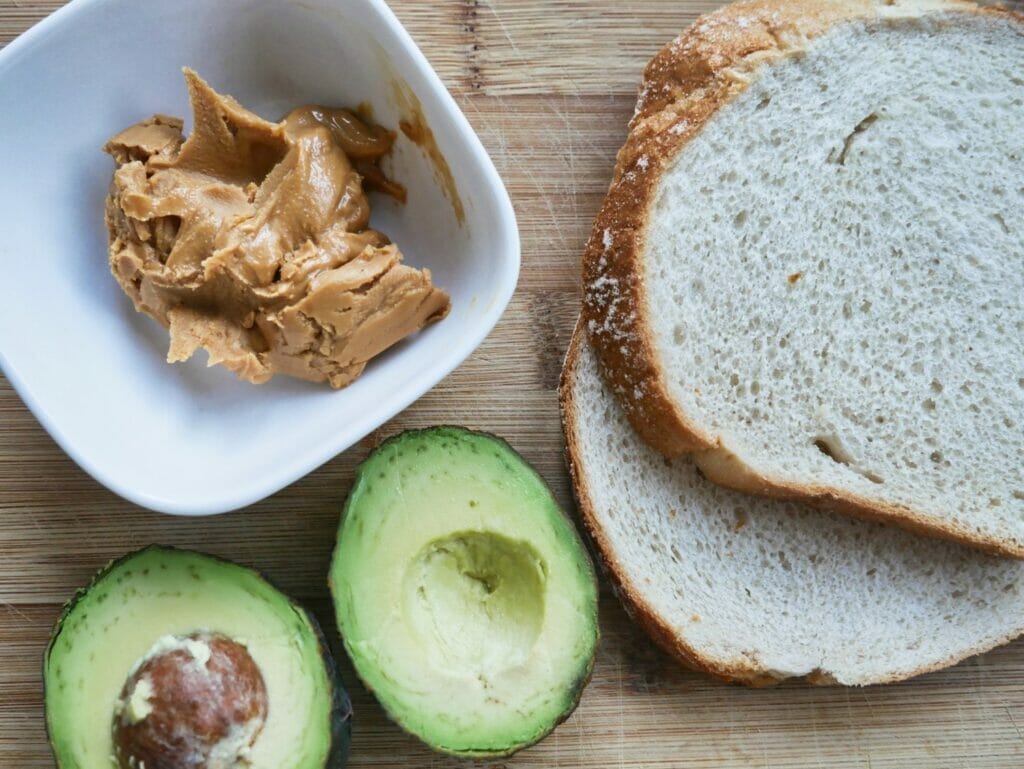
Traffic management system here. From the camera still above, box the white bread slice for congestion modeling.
[561,326,1024,685]
[581,0,1024,556]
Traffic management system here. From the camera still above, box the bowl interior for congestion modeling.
[0,0,518,513]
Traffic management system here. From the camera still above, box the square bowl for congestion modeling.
[0,0,519,514]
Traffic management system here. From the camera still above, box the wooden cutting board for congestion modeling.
[2,2,1022,767]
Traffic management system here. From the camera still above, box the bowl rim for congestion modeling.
[0,0,521,515]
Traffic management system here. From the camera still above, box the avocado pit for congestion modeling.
[112,632,267,769]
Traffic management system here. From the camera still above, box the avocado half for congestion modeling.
[330,426,599,757]
[44,546,351,769]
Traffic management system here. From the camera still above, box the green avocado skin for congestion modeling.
[330,426,599,759]
[43,545,352,769]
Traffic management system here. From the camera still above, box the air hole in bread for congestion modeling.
[814,436,851,464]
[734,507,749,531]
[834,112,879,165]
[813,436,885,484]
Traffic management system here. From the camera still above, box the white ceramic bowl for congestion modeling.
[0,0,519,514]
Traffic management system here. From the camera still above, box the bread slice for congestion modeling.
[562,326,1024,685]
[581,0,1024,556]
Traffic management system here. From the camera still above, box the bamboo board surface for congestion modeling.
[2,1,1023,767]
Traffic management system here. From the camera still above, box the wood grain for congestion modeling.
[1,1,1023,767]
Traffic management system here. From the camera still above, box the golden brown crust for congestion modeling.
[560,326,775,686]
[581,0,1024,558]
[692,448,1021,557]
[560,324,1024,686]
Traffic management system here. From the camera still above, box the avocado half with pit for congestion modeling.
[330,426,599,757]
[44,546,351,769]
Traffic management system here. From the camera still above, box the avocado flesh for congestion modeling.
[45,547,348,769]
[331,427,599,756]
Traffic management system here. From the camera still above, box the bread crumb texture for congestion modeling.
[564,335,1024,685]
[584,0,1024,552]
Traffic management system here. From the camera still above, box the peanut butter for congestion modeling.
[104,69,450,389]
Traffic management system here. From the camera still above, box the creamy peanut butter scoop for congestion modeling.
[104,69,450,388]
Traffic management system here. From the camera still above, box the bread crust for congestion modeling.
[580,0,1024,558]
[560,324,1024,685]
